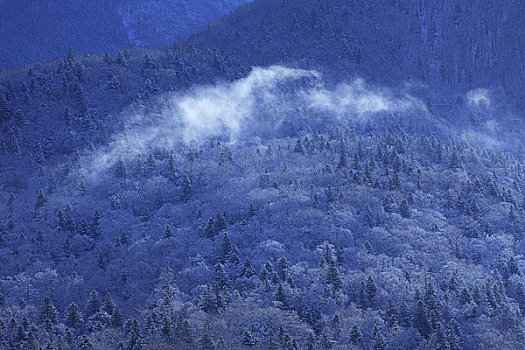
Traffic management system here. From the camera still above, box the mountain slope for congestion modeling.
[0,0,250,69]
[1,1,525,349]
[188,0,525,108]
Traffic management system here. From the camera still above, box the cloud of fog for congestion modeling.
[86,66,428,177]
[307,78,428,117]
[467,88,491,107]
[176,65,320,143]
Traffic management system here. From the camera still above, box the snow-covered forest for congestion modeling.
[1,0,525,349]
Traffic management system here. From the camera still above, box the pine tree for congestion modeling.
[325,186,335,203]
[90,210,101,239]
[326,258,342,293]
[34,188,48,214]
[205,217,215,239]
[7,192,14,214]
[201,284,218,313]
[366,276,377,305]
[155,261,180,315]
[112,306,123,328]
[277,257,289,281]
[102,293,115,315]
[115,158,128,180]
[293,139,304,154]
[215,211,227,232]
[267,328,279,350]
[220,232,233,262]
[349,323,363,345]
[275,283,286,305]
[337,140,347,169]
[164,224,173,239]
[243,331,257,347]
[434,322,449,350]
[215,263,228,291]
[64,302,83,328]
[85,290,100,317]
[413,300,432,339]
[373,325,386,350]
[449,150,462,171]
[199,330,215,350]
[161,315,174,339]
[399,199,411,218]
[97,252,106,270]
[181,175,192,202]
[40,296,58,325]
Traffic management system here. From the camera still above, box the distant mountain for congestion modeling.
[0,0,250,69]
[189,0,525,108]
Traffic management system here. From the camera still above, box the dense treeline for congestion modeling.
[1,0,525,349]
[1,105,525,348]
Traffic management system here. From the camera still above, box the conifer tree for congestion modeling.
[293,139,305,154]
[413,300,432,339]
[102,293,115,315]
[350,323,363,345]
[215,263,228,291]
[366,276,377,305]
[373,325,386,350]
[243,331,257,347]
[112,306,123,328]
[64,302,83,328]
[199,330,215,350]
[34,188,48,215]
[399,199,411,218]
[85,290,100,317]
[164,224,173,239]
[40,296,58,326]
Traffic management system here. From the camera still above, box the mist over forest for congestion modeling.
[1,1,525,349]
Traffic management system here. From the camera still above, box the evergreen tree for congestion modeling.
[64,302,83,328]
[85,290,100,317]
[349,323,363,345]
[90,210,101,239]
[215,263,228,290]
[413,300,432,339]
[199,330,215,350]
[325,186,335,203]
[102,293,115,315]
[306,332,316,350]
[366,276,377,305]
[205,217,215,239]
[201,284,218,314]
[399,199,411,218]
[293,139,304,154]
[164,224,173,239]
[34,188,48,214]
[275,283,286,306]
[449,150,462,171]
[373,325,386,350]
[337,140,347,169]
[243,331,257,347]
[115,158,128,180]
[219,231,233,263]
[215,211,227,232]
[277,257,289,281]
[40,296,58,325]
[112,306,123,328]
[181,175,192,202]
[326,258,342,293]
